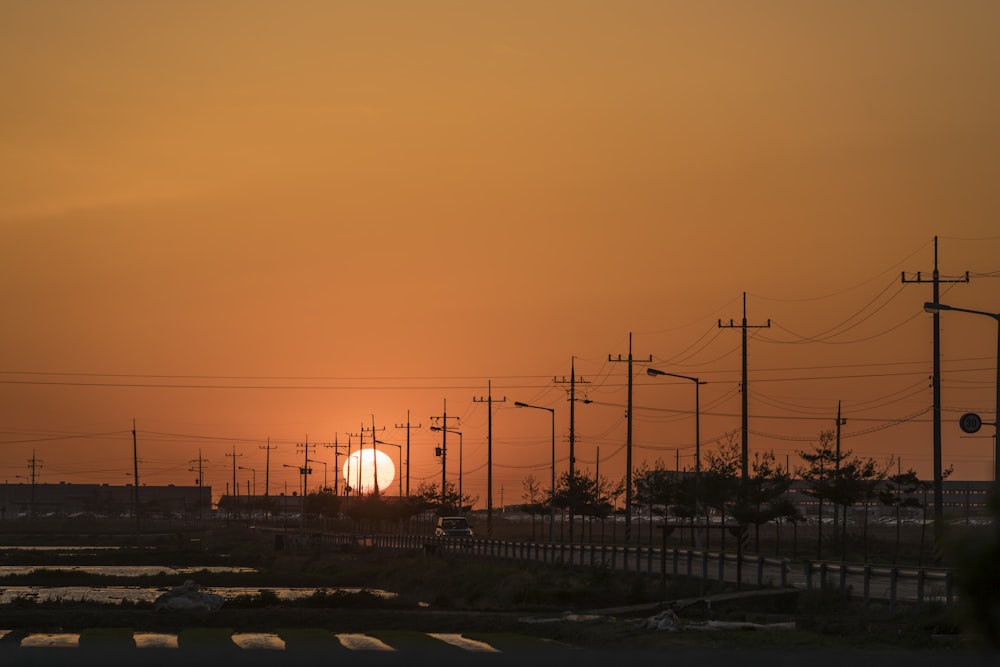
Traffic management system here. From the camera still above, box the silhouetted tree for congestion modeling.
[305,489,341,520]
[521,474,546,541]
[831,452,889,560]
[879,466,923,563]
[703,435,741,550]
[412,481,476,516]
[796,430,840,560]
[743,450,794,552]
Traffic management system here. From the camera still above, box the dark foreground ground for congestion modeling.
[1,523,998,665]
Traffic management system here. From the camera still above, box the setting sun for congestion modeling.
[343,449,396,495]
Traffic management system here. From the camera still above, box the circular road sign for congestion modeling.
[959,412,982,434]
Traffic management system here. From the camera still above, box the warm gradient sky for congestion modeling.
[2,1,999,506]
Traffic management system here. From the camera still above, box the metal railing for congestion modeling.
[311,531,954,609]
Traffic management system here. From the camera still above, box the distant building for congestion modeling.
[0,482,211,520]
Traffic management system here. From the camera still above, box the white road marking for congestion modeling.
[20,633,80,648]
[231,632,286,650]
[334,633,397,651]
[428,633,501,652]
[133,632,179,649]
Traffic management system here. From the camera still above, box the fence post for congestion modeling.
[819,562,828,590]
[718,552,726,587]
[890,568,898,612]
[946,570,954,608]
[804,559,813,591]
[863,565,871,607]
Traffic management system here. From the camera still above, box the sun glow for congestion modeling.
[342,449,395,495]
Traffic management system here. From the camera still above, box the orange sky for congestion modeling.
[2,1,999,507]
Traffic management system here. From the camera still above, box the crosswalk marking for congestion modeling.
[20,633,80,648]
[231,632,286,650]
[334,633,396,651]
[133,632,179,649]
[428,633,501,652]
[1,629,557,653]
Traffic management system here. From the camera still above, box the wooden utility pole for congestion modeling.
[902,235,969,554]
[719,295,769,591]
[609,335,650,544]
[225,446,243,500]
[430,399,460,509]
[295,437,311,497]
[394,411,422,497]
[364,417,387,495]
[132,419,139,535]
[718,293,770,482]
[474,381,506,535]
[833,401,847,540]
[323,436,348,496]
[556,356,591,544]
[260,439,277,496]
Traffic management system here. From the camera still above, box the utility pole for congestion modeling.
[719,294,769,591]
[347,429,363,495]
[323,436,348,496]
[556,356,591,544]
[225,446,243,501]
[833,400,847,541]
[474,381,506,535]
[431,399,460,509]
[295,437,311,497]
[260,439,277,496]
[609,335,650,544]
[364,417,386,496]
[26,450,42,520]
[188,450,208,522]
[719,293,771,482]
[132,419,140,536]
[902,235,969,554]
[344,435,354,495]
[394,411,422,497]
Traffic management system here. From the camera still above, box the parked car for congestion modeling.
[435,516,473,537]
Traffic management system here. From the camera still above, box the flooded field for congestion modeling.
[0,585,396,605]
[0,544,395,605]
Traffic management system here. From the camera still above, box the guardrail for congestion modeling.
[314,532,954,608]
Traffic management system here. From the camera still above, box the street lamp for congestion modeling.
[647,367,707,544]
[281,463,310,493]
[515,401,556,542]
[237,466,256,496]
[375,440,404,496]
[307,459,328,492]
[430,426,463,507]
[323,442,349,496]
[238,466,256,520]
[924,301,1000,487]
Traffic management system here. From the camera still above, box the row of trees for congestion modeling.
[247,428,935,562]
[516,429,939,562]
